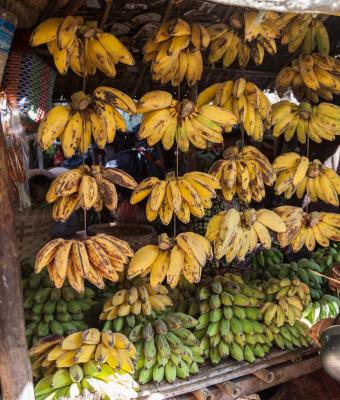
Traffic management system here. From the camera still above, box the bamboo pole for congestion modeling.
[0,127,34,399]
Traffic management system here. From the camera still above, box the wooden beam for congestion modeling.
[205,0,340,15]
[0,127,34,399]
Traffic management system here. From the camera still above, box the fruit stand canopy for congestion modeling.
[23,0,340,100]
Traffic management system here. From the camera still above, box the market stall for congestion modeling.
[0,1,339,400]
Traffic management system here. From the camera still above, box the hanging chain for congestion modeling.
[81,39,88,238]
[305,134,310,213]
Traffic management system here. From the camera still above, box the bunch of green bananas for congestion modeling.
[193,274,271,364]
[34,362,138,400]
[127,312,203,384]
[302,294,340,325]
[266,321,312,351]
[249,249,326,300]
[314,242,340,275]
[23,271,95,347]
[260,277,311,327]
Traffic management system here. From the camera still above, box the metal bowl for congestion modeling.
[320,325,340,382]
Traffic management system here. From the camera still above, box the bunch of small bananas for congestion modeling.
[30,16,134,77]
[197,78,271,141]
[100,282,173,330]
[127,232,212,288]
[261,277,310,326]
[128,312,202,384]
[276,54,340,102]
[34,363,138,400]
[302,294,340,326]
[35,233,134,291]
[194,274,270,364]
[143,18,210,86]
[130,171,220,224]
[38,88,136,156]
[208,10,279,68]
[29,328,136,374]
[272,101,340,143]
[136,90,237,151]
[273,152,340,206]
[209,145,275,202]
[23,271,94,347]
[280,15,329,55]
[274,207,340,252]
[47,165,137,220]
[206,208,286,262]
[266,320,312,350]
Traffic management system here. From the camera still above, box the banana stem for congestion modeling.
[308,269,340,286]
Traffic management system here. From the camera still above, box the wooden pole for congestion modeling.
[0,127,34,399]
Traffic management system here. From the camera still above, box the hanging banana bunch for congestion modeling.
[136,90,237,151]
[208,10,282,69]
[127,233,212,288]
[29,328,137,373]
[197,78,271,141]
[209,145,275,203]
[37,88,136,156]
[272,101,340,143]
[206,208,287,262]
[30,16,135,77]
[130,171,220,224]
[276,54,340,102]
[35,234,134,291]
[274,207,340,252]
[143,18,210,86]
[280,15,330,55]
[46,165,137,221]
[273,153,340,206]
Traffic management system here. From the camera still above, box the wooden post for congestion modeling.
[0,127,34,399]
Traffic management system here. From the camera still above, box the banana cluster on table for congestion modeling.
[136,90,237,151]
[30,16,135,77]
[30,328,136,373]
[197,78,271,141]
[273,152,340,205]
[272,101,340,143]
[35,234,134,291]
[266,321,312,350]
[302,294,340,325]
[143,18,210,86]
[209,145,275,202]
[206,208,286,262]
[37,88,136,156]
[194,274,270,364]
[47,165,137,220]
[314,243,340,276]
[99,282,173,331]
[34,362,138,400]
[127,312,202,384]
[130,171,220,224]
[276,54,340,102]
[23,271,94,347]
[127,233,212,288]
[274,207,340,252]
[280,15,329,54]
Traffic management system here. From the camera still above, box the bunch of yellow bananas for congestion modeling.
[130,171,220,224]
[127,232,212,288]
[209,145,275,202]
[274,206,340,252]
[38,88,136,157]
[100,283,173,322]
[136,90,236,151]
[143,18,210,86]
[280,15,329,55]
[206,208,286,262]
[208,10,279,68]
[262,277,310,327]
[276,54,340,102]
[47,165,137,220]
[30,16,134,77]
[197,78,271,141]
[29,328,136,373]
[273,153,340,206]
[35,234,134,291]
[272,101,340,143]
